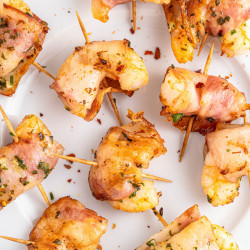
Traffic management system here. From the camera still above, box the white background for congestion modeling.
[0,0,249,249]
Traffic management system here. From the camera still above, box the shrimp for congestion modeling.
[29,197,108,250]
[0,1,48,96]
[160,67,248,134]
[202,164,240,207]
[51,40,148,121]
[221,22,250,57]
[163,0,250,63]
[202,124,250,206]
[137,205,238,250]
[0,114,63,209]
[0,0,31,14]
[163,1,196,63]
[88,110,167,212]
[109,180,159,213]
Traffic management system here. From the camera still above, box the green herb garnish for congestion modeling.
[53,239,61,245]
[50,192,54,200]
[14,156,27,170]
[9,75,14,85]
[172,113,184,122]
[146,239,155,247]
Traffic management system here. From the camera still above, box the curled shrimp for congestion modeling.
[221,22,250,57]
[202,164,240,207]
[51,40,148,121]
[109,180,159,213]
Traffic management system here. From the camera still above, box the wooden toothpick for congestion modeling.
[179,42,215,162]
[0,105,18,143]
[132,0,137,32]
[75,11,123,125]
[0,235,34,246]
[0,107,51,207]
[37,184,50,206]
[152,208,168,227]
[53,154,171,183]
[32,62,56,80]
[198,33,208,56]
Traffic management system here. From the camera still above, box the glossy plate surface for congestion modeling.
[0,0,249,249]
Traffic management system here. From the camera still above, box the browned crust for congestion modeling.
[160,108,217,135]
[85,78,134,121]
[29,196,108,249]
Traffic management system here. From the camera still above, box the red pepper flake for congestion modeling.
[225,76,229,79]
[147,225,150,228]
[112,224,116,229]
[77,169,81,173]
[195,69,202,74]
[144,50,153,55]
[64,164,71,169]
[116,65,125,72]
[130,27,135,34]
[195,82,205,88]
[159,207,163,216]
[97,119,102,125]
[154,47,161,60]
[39,113,43,117]
[66,153,75,164]
[100,58,107,65]
[67,179,72,183]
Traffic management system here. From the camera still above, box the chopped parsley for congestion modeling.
[50,192,54,200]
[1,53,6,60]
[53,239,62,245]
[215,0,220,6]
[122,132,132,142]
[0,78,6,88]
[39,132,44,140]
[166,243,173,249]
[172,113,184,122]
[55,211,60,219]
[129,191,137,199]
[146,239,155,247]
[211,11,217,17]
[231,29,236,35]
[9,75,14,85]
[207,195,212,203]
[217,16,230,25]
[37,162,51,179]
[23,180,29,186]
[14,156,27,170]
[49,136,54,143]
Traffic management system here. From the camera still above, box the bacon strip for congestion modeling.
[160,67,247,133]
[0,4,48,96]
[29,197,108,249]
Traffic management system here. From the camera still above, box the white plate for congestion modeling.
[0,0,250,249]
